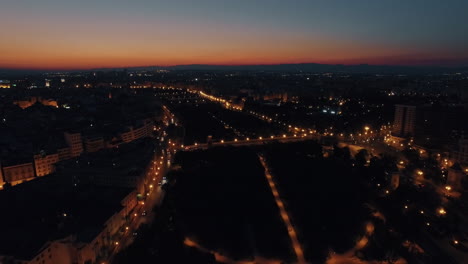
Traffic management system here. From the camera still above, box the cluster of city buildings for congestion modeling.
[0,138,161,264]
[388,104,468,189]
[0,88,161,189]
[0,85,167,263]
[13,96,59,109]
[0,80,12,89]
[0,117,155,188]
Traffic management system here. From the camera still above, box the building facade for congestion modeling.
[2,162,35,185]
[64,132,84,158]
[119,119,154,143]
[84,136,105,153]
[57,147,71,161]
[13,97,58,109]
[392,104,416,138]
[0,165,4,188]
[34,152,59,177]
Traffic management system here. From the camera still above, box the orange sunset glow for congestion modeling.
[1,0,468,69]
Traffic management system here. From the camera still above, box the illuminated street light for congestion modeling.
[438,208,447,215]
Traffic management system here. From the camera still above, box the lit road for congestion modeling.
[108,106,178,264]
[184,134,321,151]
[258,155,307,264]
[108,153,170,264]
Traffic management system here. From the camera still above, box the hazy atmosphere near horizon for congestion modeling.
[1,0,468,69]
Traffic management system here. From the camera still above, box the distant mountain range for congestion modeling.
[0,68,47,77]
[83,63,468,74]
[128,63,468,74]
[2,63,468,78]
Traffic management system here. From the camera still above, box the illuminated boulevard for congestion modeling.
[184,134,321,151]
[258,155,307,264]
[107,108,178,264]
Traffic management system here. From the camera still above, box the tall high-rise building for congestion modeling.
[392,105,416,137]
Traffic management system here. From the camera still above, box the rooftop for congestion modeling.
[0,171,133,260]
[58,138,156,181]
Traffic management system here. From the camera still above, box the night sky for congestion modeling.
[1,0,468,69]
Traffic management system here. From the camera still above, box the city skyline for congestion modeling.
[2,1,468,263]
[1,67,468,264]
[2,0,468,70]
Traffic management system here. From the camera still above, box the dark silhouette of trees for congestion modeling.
[355,149,369,167]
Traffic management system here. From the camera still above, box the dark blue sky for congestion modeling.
[1,0,468,69]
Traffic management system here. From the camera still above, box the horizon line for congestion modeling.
[2,61,468,72]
